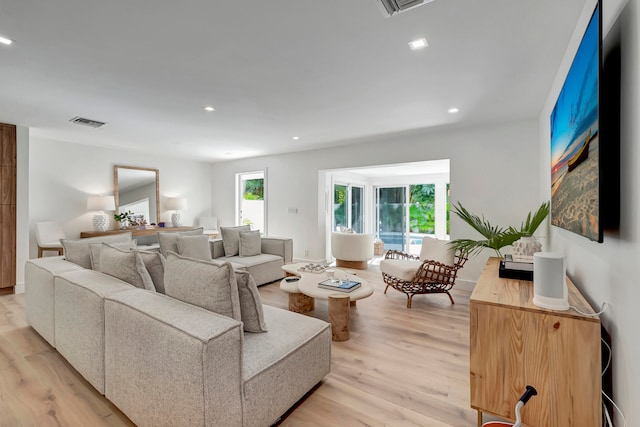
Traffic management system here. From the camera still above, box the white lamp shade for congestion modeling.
[166,197,187,211]
[87,195,116,211]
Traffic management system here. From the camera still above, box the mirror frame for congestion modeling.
[113,165,160,230]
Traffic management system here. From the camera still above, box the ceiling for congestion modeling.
[0,0,585,163]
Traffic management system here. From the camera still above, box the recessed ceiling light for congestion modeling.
[447,107,459,114]
[408,37,428,50]
[292,136,300,140]
[204,106,215,112]
[0,36,13,46]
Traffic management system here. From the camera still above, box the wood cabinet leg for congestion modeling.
[477,410,482,427]
[329,294,350,341]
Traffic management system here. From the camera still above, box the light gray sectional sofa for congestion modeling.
[157,227,293,286]
[25,237,330,427]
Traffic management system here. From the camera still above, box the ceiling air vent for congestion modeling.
[69,116,107,128]
[377,0,433,17]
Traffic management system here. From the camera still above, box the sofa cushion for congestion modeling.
[239,230,261,257]
[164,252,242,321]
[157,227,204,258]
[380,259,421,281]
[234,270,267,333]
[89,240,138,271]
[242,305,331,426]
[137,250,166,294]
[220,253,285,286]
[220,225,251,257]
[61,232,133,269]
[176,235,211,260]
[419,236,454,265]
[99,244,156,291]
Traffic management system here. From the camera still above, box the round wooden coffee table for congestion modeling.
[280,263,373,341]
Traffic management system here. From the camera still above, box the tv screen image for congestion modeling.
[550,4,601,242]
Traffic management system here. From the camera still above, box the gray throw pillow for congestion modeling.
[62,232,133,269]
[164,252,241,321]
[220,225,251,257]
[234,270,267,332]
[157,227,204,258]
[239,230,261,257]
[176,235,211,260]
[137,250,166,294]
[99,243,156,291]
[89,240,138,271]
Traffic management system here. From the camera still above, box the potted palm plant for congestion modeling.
[449,201,550,258]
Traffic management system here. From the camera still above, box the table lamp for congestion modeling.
[87,195,116,232]
[166,197,187,227]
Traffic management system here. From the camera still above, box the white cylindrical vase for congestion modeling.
[533,252,569,311]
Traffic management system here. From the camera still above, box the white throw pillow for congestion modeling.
[234,270,267,332]
[99,243,156,291]
[176,235,211,260]
[239,230,261,257]
[61,232,133,269]
[164,252,242,321]
[157,227,204,258]
[89,240,138,271]
[419,237,455,266]
[220,225,251,257]
[136,250,166,294]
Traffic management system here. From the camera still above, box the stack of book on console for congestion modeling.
[499,254,534,281]
[318,279,361,292]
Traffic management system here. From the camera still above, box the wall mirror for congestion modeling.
[114,165,160,228]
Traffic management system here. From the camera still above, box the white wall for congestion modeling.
[28,137,214,258]
[540,0,636,423]
[211,119,541,280]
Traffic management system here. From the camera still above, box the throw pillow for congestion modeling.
[61,232,133,269]
[99,243,156,291]
[176,235,211,260]
[137,250,166,294]
[239,230,261,257]
[89,240,137,271]
[164,252,241,321]
[419,237,455,266]
[157,227,204,257]
[234,270,267,332]
[220,225,251,257]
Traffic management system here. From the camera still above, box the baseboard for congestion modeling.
[15,282,24,294]
[292,258,328,264]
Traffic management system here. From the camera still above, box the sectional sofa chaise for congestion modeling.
[24,232,331,427]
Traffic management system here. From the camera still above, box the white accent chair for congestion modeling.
[330,232,374,269]
[35,221,66,258]
[379,236,468,308]
[198,216,219,236]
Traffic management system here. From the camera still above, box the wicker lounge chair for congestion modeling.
[380,237,468,308]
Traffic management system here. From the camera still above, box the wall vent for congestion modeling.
[69,116,107,128]
[377,0,433,17]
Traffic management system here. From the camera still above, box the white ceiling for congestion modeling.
[0,0,585,163]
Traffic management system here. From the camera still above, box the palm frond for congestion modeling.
[450,201,550,258]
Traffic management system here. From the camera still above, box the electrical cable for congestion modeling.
[570,301,608,316]
[603,402,613,427]
[602,337,611,377]
[602,390,627,427]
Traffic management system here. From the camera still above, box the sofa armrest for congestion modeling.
[261,237,293,263]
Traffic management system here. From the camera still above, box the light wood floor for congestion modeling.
[0,265,477,426]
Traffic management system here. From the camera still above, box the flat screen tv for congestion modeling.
[550,2,602,242]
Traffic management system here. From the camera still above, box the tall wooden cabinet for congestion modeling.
[470,258,601,426]
[0,123,16,294]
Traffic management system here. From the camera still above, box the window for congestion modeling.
[333,183,364,233]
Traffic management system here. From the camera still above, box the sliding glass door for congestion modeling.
[376,187,407,251]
